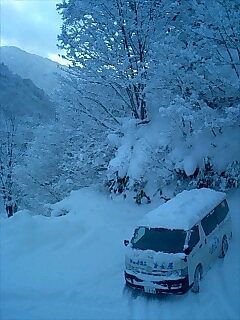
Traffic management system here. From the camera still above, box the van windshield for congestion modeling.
[131,227,187,253]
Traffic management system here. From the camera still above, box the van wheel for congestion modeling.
[191,265,202,293]
[219,236,228,258]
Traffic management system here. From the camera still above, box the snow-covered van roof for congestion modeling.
[140,188,226,231]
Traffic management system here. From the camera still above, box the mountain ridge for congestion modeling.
[0,46,64,95]
[0,62,55,118]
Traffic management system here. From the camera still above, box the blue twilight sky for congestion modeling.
[0,0,65,63]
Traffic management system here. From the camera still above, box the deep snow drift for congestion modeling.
[0,188,239,320]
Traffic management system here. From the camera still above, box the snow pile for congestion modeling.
[140,188,226,230]
[0,187,239,320]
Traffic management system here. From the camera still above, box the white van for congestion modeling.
[124,188,232,294]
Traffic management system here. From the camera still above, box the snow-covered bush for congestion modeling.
[106,97,239,202]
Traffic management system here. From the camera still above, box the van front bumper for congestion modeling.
[125,271,190,294]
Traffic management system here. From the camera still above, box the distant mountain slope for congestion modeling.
[0,46,64,95]
[0,63,54,117]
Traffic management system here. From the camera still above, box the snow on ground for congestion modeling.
[0,188,239,320]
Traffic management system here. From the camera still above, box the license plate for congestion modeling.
[144,287,156,294]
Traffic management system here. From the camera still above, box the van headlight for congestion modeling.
[179,267,188,277]
[166,267,188,277]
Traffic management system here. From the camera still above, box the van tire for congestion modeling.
[219,235,228,258]
[191,265,202,293]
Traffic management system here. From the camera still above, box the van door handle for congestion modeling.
[199,244,202,248]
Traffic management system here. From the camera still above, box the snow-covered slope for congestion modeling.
[0,46,63,95]
[0,188,239,320]
[0,63,54,117]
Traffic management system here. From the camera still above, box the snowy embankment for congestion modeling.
[0,188,239,320]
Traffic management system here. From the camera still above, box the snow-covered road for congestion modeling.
[1,188,239,320]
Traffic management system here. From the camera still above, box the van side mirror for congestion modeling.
[183,246,191,255]
[124,240,129,247]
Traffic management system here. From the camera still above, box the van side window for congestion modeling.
[215,200,229,224]
[188,225,200,250]
[201,210,219,236]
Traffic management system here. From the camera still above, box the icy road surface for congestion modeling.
[0,188,239,320]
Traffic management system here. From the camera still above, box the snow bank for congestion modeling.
[0,187,239,320]
[140,188,226,230]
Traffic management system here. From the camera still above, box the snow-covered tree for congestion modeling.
[0,107,39,216]
[57,0,165,120]
[0,63,56,215]
[151,0,240,109]
[0,112,18,217]
[57,0,240,203]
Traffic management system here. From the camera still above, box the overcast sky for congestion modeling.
[1,0,65,64]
